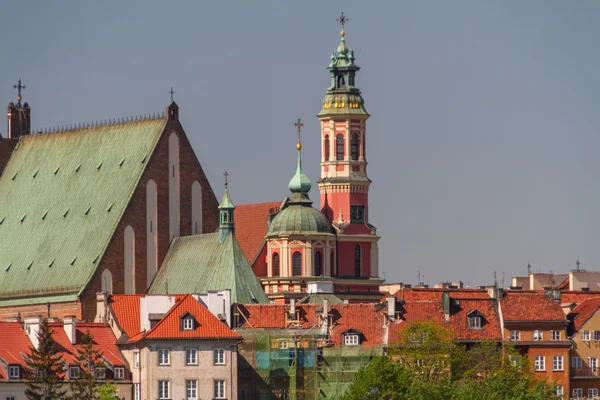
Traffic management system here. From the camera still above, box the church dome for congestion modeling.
[268,204,332,236]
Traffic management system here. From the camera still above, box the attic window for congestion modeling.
[8,365,20,379]
[181,314,195,331]
[342,329,363,346]
[467,310,483,329]
[69,365,80,379]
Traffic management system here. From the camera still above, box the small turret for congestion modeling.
[218,172,235,244]
[7,79,31,139]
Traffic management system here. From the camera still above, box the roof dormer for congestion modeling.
[180,312,197,331]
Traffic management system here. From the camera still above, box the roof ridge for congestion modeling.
[143,294,194,338]
[34,113,166,135]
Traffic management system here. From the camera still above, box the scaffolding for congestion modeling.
[237,329,381,400]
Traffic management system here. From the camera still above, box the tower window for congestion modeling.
[336,134,344,161]
[272,253,280,277]
[350,206,365,223]
[314,252,322,276]
[324,135,330,161]
[292,251,302,276]
[351,134,359,160]
[337,76,345,88]
[354,245,361,277]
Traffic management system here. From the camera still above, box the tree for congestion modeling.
[97,382,118,400]
[70,330,106,400]
[24,317,67,400]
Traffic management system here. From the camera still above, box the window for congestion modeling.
[95,366,106,380]
[350,205,365,223]
[582,330,591,341]
[158,380,170,399]
[214,348,225,365]
[8,365,19,379]
[551,330,561,341]
[114,367,125,379]
[345,334,360,346]
[534,356,545,371]
[467,316,482,329]
[588,357,598,371]
[533,330,543,341]
[509,330,520,341]
[594,330,600,341]
[336,134,344,160]
[182,316,194,330]
[214,379,226,399]
[7,397,16,400]
[134,383,140,400]
[572,356,582,369]
[134,351,140,368]
[186,379,198,400]
[351,134,359,160]
[589,388,599,398]
[354,245,361,277]
[552,355,563,371]
[314,252,322,276]
[555,386,564,398]
[324,135,330,161]
[240,389,251,400]
[278,340,289,349]
[186,348,198,365]
[158,348,170,365]
[68,365,80,379]
[509,355,522,367]
[272,253,280,277]
[292,251,301,276]
[573,388,583,399]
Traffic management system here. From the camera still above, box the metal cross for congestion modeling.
[224,171,229,188]
[337,12,348,27]
[13,79,26,104]
[169,87,175,102]
[294,118,304,142]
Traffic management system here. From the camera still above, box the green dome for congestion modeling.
[288,150,312,193]
[268,204,332,235]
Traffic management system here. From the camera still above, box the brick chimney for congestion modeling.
[7,102,31,139]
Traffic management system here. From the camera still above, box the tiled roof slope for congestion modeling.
[560,291,600,305]
[143,295,241,340]
[0,119,165,304]
[76,322,125,366]
[109,294,143,337]
[0,321,32,379]
[397,288,491,302]
[568,298,600,332]
[148,232,268,304]
[235,201,280,263]
[500,292,565,321]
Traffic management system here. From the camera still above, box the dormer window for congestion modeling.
[467,310,484,329]
[95,366,106,380]
[180,313,196,331]
[8,365,20,379]
[69,365,80,379]
[342,329,363,346]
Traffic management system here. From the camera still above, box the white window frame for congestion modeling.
[186,379,198,400]
[214,379,226,399]
[69,365,80,379]
[158,348,170,366]
[572,356,583,369]
[552,355,563,371]
[555,385,564,398]
[509,330,520,341]
[134,383,140,400]
[533,330,543,341]
[467,315,482,329]
[588,356,598,370]
[183,316,194,331]
[344,334,360,346]
[158,380,170,399]
[186,348,198,365]
[278,340,289,349]
[114,367,125,379]
[582,330,591,341]
[534,356,545,371]
[95,366,106,380]
[509,355,522,367]
[573,388,583,399]
[594,330,600,341]
[214,348,225,365]
[589,388,599,398]
[551,330,561,341]
[8,365,19,379]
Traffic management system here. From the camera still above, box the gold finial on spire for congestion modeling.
[294,118,304,150]
[337,12,348,37]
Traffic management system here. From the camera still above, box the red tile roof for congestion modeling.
[108,294,143,337]
[0,322,32,380]
[142,295,241,340]
[500,292,565,322]
[558,277,570,290]
[396,288,491,302]
[235,201,280,263]
[76,322,124,366]
[568,298,600,332]
[560,291,600,305]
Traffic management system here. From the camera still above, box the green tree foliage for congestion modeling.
[97,382,118,400]
[70,330,106,400]
[342,322,557,400]
[24,318,67,400]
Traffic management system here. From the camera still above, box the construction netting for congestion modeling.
[237,329,382,400]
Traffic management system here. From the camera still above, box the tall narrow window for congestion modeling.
[292,252,302,276]
[331,252,335,276]
[272,253,280,277]
[124,226,135,294]
[314,252,322,276]
[168,133,180,240]
[101,269,113,294]
[324,135,330,161]
[146,179,158,288]
[191,181,202,234]
[351,134,359,160]
[354,245,361,277]
[336,134,344,161]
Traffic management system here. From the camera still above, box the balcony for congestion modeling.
[571,367,600,378]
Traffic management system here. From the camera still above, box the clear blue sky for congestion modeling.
[2,1,599,287]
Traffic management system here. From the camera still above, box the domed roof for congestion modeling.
[268,204,332,236]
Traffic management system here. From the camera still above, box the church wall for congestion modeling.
[252,244,268,277]
[337,241,371,277]
[0,138,17,177]
[0,300,82,320]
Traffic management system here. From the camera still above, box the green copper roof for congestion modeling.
[219,189,235,209]
[268,204,332,236]
[288,148,311,194]
[0,118,166,304]
[297,293,344,305]
[148,232,268,304]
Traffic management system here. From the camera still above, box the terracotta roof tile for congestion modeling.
[500,292,565,322]
[395,288,491,302]
[142,295,241,340]
[75,322,125,366]
[560,291,600,305]
[0,322,32,380]
[109,294,143,337]
[558,277,570,290]
[235,201,280,263]
[568,298,600,333]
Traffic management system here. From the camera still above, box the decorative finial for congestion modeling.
[294,118,304,150]
[13,79,26,105]
[224,171,229,189]
[577,257,581,272]
[169,87,175,102]
[337,12,348,37]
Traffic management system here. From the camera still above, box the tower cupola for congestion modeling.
[218,172,235,244]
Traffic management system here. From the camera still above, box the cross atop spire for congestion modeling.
[294,118,304,150]
[169,87,176,102]
[337,12,348,28]
[13,79,26,106]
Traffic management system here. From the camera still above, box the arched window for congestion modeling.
[292,252,302,276]
[351,134,359,161]
[191,181,202,234]
[101,269,113,294]
[272,253,280,277]
[324,135,330,161]
[124,226,135,294]
[354,245,361,277]
[336,134,344,161]
[314,252,322,276]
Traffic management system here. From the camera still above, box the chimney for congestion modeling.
[64,316,77,345]
[387,297,396,320]
[551,289,561,303]
[96,292,109,323]
[7,102,31,139]
[289,298,296,319]
[24,315,43,349]
[442,292,450,321]
[322,299,329,327]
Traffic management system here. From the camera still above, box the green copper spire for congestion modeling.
[288,119,312,202]
[218,171,235,244]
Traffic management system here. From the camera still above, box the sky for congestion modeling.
[1,1,599,287]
